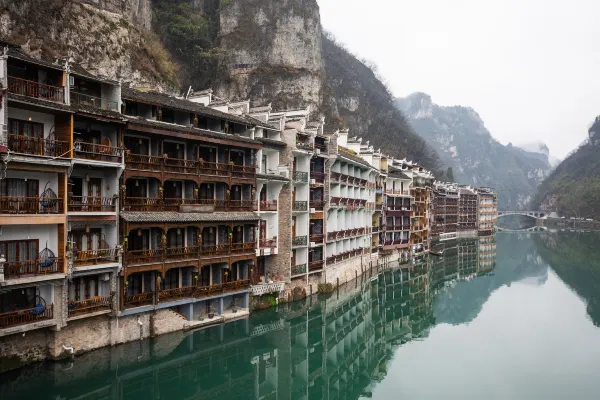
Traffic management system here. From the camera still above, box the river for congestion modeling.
[2,231,600,399]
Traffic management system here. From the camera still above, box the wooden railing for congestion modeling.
[74,248,118,266]
[125,243,256,265]
[125,153,256,179]
[308,260,324,272]
[259,200,278,211]
[124,291,154,308]
[69,196,117,212]
[158,286,197,302]
[70,92,102,108]
[74,141,124,162]
[0,304,54,329]
[310,200,324,210]
[4,258,62,279]
[259,238,277,248]
[310,233,324,243]
[326,227,367,241]
[326,248,365,265]
[0,196,64,214]
[8,76,65,103]
[68,295,112,317]
[8,134,69,157]
[310,172,325,184]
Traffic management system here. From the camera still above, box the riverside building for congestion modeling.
[0,41,497,365]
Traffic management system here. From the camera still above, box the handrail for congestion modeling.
[259,200,278,211]
[0,304,54,328]
[69,196,116,212]
[8,134,69,157]
[68,295,112,317]
[8,76,65,103]
[74,248,118,265]
[293,201,308,211]
[74,141,124,161]
[259,238,277,248]
[0,196,64,214]
[3,258,62,279]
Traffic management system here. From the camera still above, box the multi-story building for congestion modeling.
[477,187,498,234]
[458,186,478,234]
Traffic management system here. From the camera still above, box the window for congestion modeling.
[0,239,39,263]
[8,118,43,138]
[0,178,38,198]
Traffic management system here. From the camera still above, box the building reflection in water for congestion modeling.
[0,236,496,400]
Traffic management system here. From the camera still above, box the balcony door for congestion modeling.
[164,181,182,199]
[124,136,149,155]
[232,226,243,244]
[260,221,267,242]
[167,229,184,248]
[128,229,149,251]
[88,178,101,198]
[198,146,217,163]
[230,185,242,201]
[199,183,214,200]
[8,118,43,139]
[0,239,38,265]
[126,180,147,198]
[69,229,101,252]
[163,141,184,159]
[230,150,244,166]
[1,178,38,198]
[259,186,267,202]
[202,227,217,246]
[0,287,36,313]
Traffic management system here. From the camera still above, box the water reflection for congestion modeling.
[533,231,600,326]
[1,235,504,400]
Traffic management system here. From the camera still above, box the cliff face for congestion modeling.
[396,93,552,210]
[532,116,600,218]
[0,0,441,169]
[0,0,177,88]
[216,0,325,109]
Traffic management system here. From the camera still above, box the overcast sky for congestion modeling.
[317,0,600,159]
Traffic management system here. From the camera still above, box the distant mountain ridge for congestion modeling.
[395,93,553,210]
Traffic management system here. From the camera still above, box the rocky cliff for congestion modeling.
[396,92,553,210]
[0,0,441,170]
[531,116,600,218]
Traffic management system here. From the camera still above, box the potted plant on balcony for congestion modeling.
[208,305,216,319]
[232,298,238,313]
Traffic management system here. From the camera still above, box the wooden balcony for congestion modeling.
[69,196,117,212]
[259,238,277,248]
[308,260,324,272]
[259,200,278,211]
[124,243,256,266]
[122,198,253,212]
[292,235,308,247]
[310,200,324,211]
[0,304,54,329]
[73,248,118,266]
[71,92,118,111]
[68,295,113,318]
[310,172,325,184]
[124,280,251,308]
[0,196,64,214]
[310,233,324,243]
[327,227,367,241]
[3,258,62,279]
[125,153,256,179]
[74,141,124,163]
[8,134,69,158]
[8,76,65,103]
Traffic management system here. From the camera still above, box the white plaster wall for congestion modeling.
[71,168,119,197]
[4,170,59,196]
[8,107,55,138]
[0,224,58,254]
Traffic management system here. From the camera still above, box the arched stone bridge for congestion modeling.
[498,210,547,219]
[496,226,549,233]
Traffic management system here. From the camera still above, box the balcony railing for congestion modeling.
[310,233,324,243]
[125,280,251,308]
[123,198,253,212]
[326,248,365,265]
[292,235,308,247]
[292,171,309,183]
[70,91,103,108]
[0,196,64,214]
[125,153,256,179]
[293,201,308,212]
[8,76,65,103]
[310,172,325,184]
[8,134,69,158]
[296,141,313,151]
[259,200,278,211]
[308,260,324,272]
[125,243,256,265]
[0,304,54,329]
[314,142,328,152]
[385,189,411,196]
[68,295,113,318]
[310,200,324,210]
[291,263,307,276]
[69,196,117,212]
[326,227,367,241]
[260,238,277,248]
[382,239,410,246]
[74,248,118,266]
[74,141,124,163]
[3,258,62,279]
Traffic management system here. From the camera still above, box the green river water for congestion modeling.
[2,231,600,399]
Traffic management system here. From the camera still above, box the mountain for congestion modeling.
[531,116,600,218]
[396,92,553,210]
[0,0,440,170]
[517,141,561,167]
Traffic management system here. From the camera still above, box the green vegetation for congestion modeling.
[531,117,600,219]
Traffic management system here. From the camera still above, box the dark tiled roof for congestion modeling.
[8,93,73,113]
[70,64,119,86]
[388,170,411,180]
[127,117,262,145]
[7,48,65,71]
[337,148,372,168]
[121,211,260,223]
[257,137,286,149]
[249,105,271,113]
[122,88,260,128]
[257,173,290,182]
[72,104,126,122]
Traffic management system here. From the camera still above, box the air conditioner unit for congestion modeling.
[310,242,316,247]
[315,149,321,155]
[310,179,316,184]
[100,273,110,282]
[310,208,316,213]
